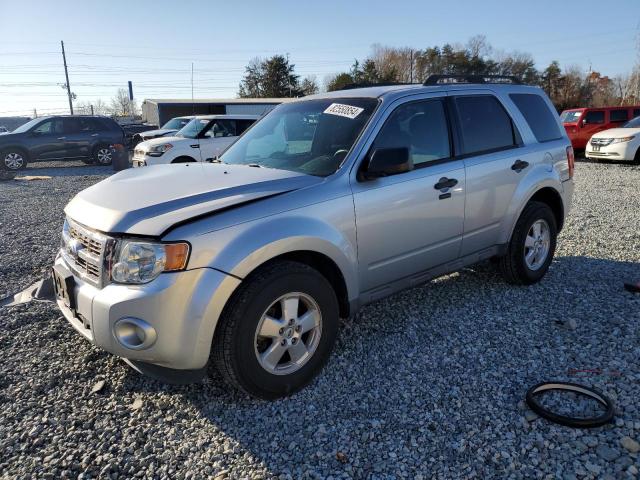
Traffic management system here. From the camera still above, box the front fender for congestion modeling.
[181,196,359,302]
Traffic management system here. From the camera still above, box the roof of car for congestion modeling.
[304,82,543,103]
[192,114,261,120]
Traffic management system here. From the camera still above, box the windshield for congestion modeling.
[175,118,210,138]
[11,117,44,134]
[622,116,640,128]
[560,110,583,123]
[221,98,378,176]
[162,117,191,130]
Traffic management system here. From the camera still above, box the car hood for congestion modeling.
[141,128,178,138]
[135,135,188,152]
[592,128,640,139]
[65,163,322,236]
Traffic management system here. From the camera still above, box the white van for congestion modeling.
[132,115,259,166]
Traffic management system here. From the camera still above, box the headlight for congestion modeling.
[147,143,173,157]
[611,136,635,144]
[111,240,190,284]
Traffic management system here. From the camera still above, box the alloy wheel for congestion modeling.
[96,148,112,164]
[4,152,24,170]
[524,219,551,271]
[254,292,322,375]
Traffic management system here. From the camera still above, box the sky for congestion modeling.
[1,0,638,118]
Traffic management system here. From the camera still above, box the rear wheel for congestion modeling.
[212,261,339,399]
[1,148,27,170]
[93,144,113,165]
[633,148,640,165]
[172,156,196,163]
[499,201,557,285]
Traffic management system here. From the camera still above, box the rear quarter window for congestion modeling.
[609,109,629,123]
[510,93,563,143]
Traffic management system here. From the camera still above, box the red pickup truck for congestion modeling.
[560,106,640,150]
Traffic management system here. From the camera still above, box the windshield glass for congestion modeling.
[560,110,583,123]
[221,98,378,176]
[162,117,191,130]
[622,116,640,128]
[11,118,44,134]
[175,118,210,139]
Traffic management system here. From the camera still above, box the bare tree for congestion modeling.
[109,89,138,117]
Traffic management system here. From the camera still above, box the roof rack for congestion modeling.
[338,82,415,90]
[423,75,522,86]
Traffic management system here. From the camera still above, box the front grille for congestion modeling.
[591,138,613,147]
[61,218,111,287]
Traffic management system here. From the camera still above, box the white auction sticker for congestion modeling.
[323,103,364,119]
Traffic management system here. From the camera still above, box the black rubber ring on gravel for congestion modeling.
[525,381,615,428]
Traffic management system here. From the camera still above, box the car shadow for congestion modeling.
[117,254,639,476]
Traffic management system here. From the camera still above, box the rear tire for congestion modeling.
[212,261,339,399]
[1,148,28,170]
[92,144,113,165]
[632,148,640,165]
[499,201,557,285]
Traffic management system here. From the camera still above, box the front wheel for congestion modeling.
[1,148,27,170]
[499,201,557,285]
[212,261,339,399]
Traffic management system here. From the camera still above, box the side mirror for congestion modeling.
[30,130,42,136]
[580,119,588,127]
[363,147,412,180]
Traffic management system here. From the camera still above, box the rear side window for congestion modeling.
[584,111,605,124]
[510,94,563,143]
[609,109,629,123]
[454,95,518,155]
[633,109,640,118]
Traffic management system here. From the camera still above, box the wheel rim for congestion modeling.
[524,219,551,271]
[4,152,24,170]
[254,292,322,376]
[96,148,112,164]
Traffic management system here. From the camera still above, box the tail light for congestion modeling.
[566,146,575,179]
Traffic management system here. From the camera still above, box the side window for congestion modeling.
[609,109,629,123]
[372,99,451,167]
[205,120,236,138]
[454,95,518,155]
[236,119,255,135]
[633,109,640,118]
[63,118,82,134]
[584,110,605,124]
[509,93,563,143]
[33,118,64,135]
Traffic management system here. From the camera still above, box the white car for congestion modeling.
[132,115,259,166]
[585,115,640,164]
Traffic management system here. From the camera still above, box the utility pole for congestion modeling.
[33,108,37,118]
[90,104,94,115]
[61,40,74,115]
[409,49,414,83]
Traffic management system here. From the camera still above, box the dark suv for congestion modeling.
[0,115,125,170]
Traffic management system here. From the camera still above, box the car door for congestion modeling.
[578,110,606,147]
[62,117,93,158]
[198,119,237,161]
[351,96,466,292]
[451,92,528,256]
[28,118,67,160]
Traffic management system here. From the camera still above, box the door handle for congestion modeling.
[57,136,67,140]
[190,144,200,149]
[511,160,529,172]
[434,177,458,190]
[91,133,99,137]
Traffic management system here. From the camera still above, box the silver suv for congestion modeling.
[54,76,574,399]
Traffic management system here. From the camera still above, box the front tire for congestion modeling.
[212,261,339,399]
[1,148,28,170]
[499,201,557,285]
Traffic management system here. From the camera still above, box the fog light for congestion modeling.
[114,318,157,350]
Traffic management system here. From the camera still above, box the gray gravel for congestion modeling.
[1,160,639,479]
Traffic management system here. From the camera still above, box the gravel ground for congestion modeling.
[0,160,639,479]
